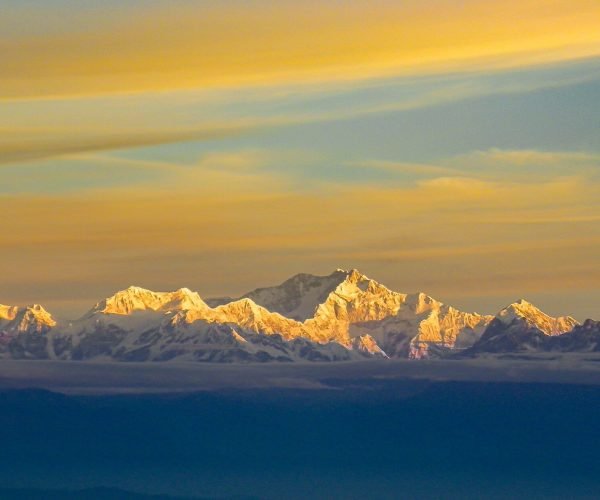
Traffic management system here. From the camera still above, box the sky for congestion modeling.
[1,0,599,320]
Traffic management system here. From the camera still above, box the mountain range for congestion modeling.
[0,269,597,362]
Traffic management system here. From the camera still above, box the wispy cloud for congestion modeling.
[3,0,600,99]
[348,148,600,189]
[346,160,462,178]
[0,124,266,166]
[3,59,598,169]
[450,148,600,168]
[1,170,597,313]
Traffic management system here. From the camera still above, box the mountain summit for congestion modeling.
[0,304,56,359]
[89,286,208,316]
[495,299,577,335]
[213,269,371,321]
[465,299,579,355]
[0,304,56,333]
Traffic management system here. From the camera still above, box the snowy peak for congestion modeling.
[15,305,56,333]
[212,298,303,338]
[498,299,540,320]
[404,292,441,315]
[332,268,393,297]
[464,299,581,355]
[312,269,405,324]
[341,268,367,284]
[215,297,271,319]
[0,303,56,335]
[89,286,208,316]
[208,268,400,324]
[0,304,19,321]
[549,319,600,353]
[496,299,578,335]
[234,269,354,321]
[209,268,491,357]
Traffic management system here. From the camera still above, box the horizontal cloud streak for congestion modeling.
[2,58,598,168]
[0,168,597,318]
[450,148,600,168]
[2,0,600,98]
[351,148,600,186]
[0,125,263,166]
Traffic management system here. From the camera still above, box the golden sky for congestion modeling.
[1,0,599,320]
[2,0,600,98]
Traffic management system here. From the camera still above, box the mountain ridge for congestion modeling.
[0,268,593,362]
[462,299,580,356]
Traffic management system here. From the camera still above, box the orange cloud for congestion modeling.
[0,124,269,166]
[0,168,598,316]
[2,0,599,98]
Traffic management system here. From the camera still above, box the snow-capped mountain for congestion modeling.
[9,269,493,362]
[219,269,354,321]
[0,270,595,363]
[0,304,56,359]
[50,284,371,363]
[88,286,209,316]
[495,299,578,335]
[464,299,579,355]
[216,269,492,358]
[548,319,600,352]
